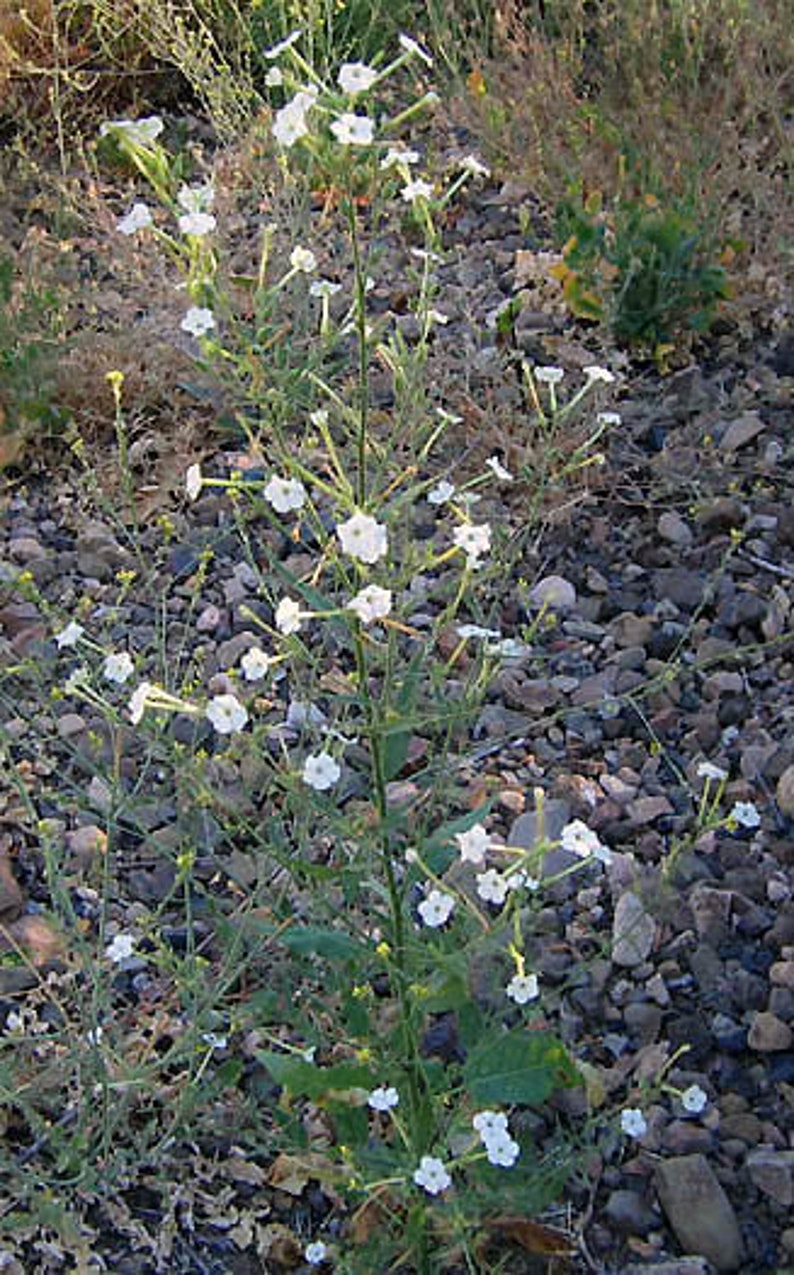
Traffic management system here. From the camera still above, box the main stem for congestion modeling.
[346,197,369,508]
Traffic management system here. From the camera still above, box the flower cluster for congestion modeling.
[472,1110,520,1167]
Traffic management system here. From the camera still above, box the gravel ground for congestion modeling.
[1,133,793,1273]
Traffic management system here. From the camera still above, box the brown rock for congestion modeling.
[627,794,674,824]
[0,852,24,922]
[770,961,794,991]
[1,915,63,965]
[654,1154,743,1271]
[612,891,657,967]
[747,1011,793,1052]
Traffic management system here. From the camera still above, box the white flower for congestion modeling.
[455,823,491,866]
[506,972,539,1005]
[64,665,89,692]
[597,411,622,427]
[560,820,607,861]
[181,307,216,338]
[103,651,134,685]
[428,480,456,505]
[178,211,217,236]
[128,681,151,725]
[380,146,420,169]
[507,870,531,891]
[620,1108,648,1139]
[401,178,434,203]
[264,66,283,87]
[461,155,490,177]
[304,1241,327,1267]
[681,1084,708,1114]
[185,463,203,500]
[476,869,508,906]
[583,365,615,384]
[697,761,728,782]
[177,183,214,214]
[486,455,513,482]
[206,694,248,735]
[534,365,565,385]
[730,801,761,828]
[368,1085,400,1111]
[427,309,449,327]
[264,474,307,512]
[272,91,315,147]
[201,1032,228,1051]
[310,278,342,299]
[418,888,455,928]
[118,202,152,235]
[484,1131,520,1167]
[457,624,500,640]
[290,245,317,273]
[55,621,84,649]
[105,933,135,963]
[303,751,341,791]
[240,646,274,682]
[330,112,375,146]
[264,29,302,59]
[309,409,329,427]
[413,1155,451,1196]
[338,62,378,94]
[452,523,492,567]
[398,33,433,66]
[473,1110,508,1140]
[336,511,388,564]
[347,585,392,625]
[100,115,163,145]
[275,598,304,636]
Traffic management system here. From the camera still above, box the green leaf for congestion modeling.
[464,1030,579,1106]
[258,1052,373,1100]
[281,925,363,960]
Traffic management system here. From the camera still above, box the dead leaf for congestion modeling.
[485,1215,574,1257]
[266,1151,337,1196]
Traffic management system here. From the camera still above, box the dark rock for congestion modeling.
[604,1188,658,1235]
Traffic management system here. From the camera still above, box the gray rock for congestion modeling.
[605,1187,658,1235]
[746,1148,794,1207]
[528,575,577,612]
[719,410,766,451]
[776,764,794,817]
[658,511,694,547]
[747,1011,793,1052]
[689,884,732,943]
[623,1262,711,1275]
[509,799,571,854]
[653,568,707,612]
[770,961,794,991]
[654,1154,743,1271]
[612,891,657,966]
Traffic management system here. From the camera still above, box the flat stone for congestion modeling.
[776,764,794,817]
[654,1154,743,1271]
[719,410,766,451]
[508,799,571,853]
[658,511,694,547]
[689,884,733,943]
[612,891,657,967]
[604,1187,658,1234]
[623,1263,710,1275]
[653,568,707,612]
[627,794,674,824]
[746,1148,794,1207]
[528,575,577,612]
[747,1011,793,1052]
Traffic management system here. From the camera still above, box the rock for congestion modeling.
[623,1262,711,1275]
[689,885,732,943]
[719,1112,763,1144]
[747,1011,793,1052]
[653,568,707,611]
[627,794,674,824]
[654,1154,743,1271]
[770,961,794,991]
[0,915,64,965]
[0,851,24,921]
[612,891,657,967]
[697,497,745,532]
[719,410,766,451]
[624,1001,663,1044]
[746,1149,794,1207]
[658,511,694,547]
[661,1120,715,1155]
[604,1188,658,1235]
[528,575,577,612]
[776,764,794,817]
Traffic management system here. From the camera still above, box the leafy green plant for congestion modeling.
[553,179,732,350]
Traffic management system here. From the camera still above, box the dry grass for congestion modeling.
[457,0,793,294]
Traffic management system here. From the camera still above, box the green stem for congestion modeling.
[346,197,369,506]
